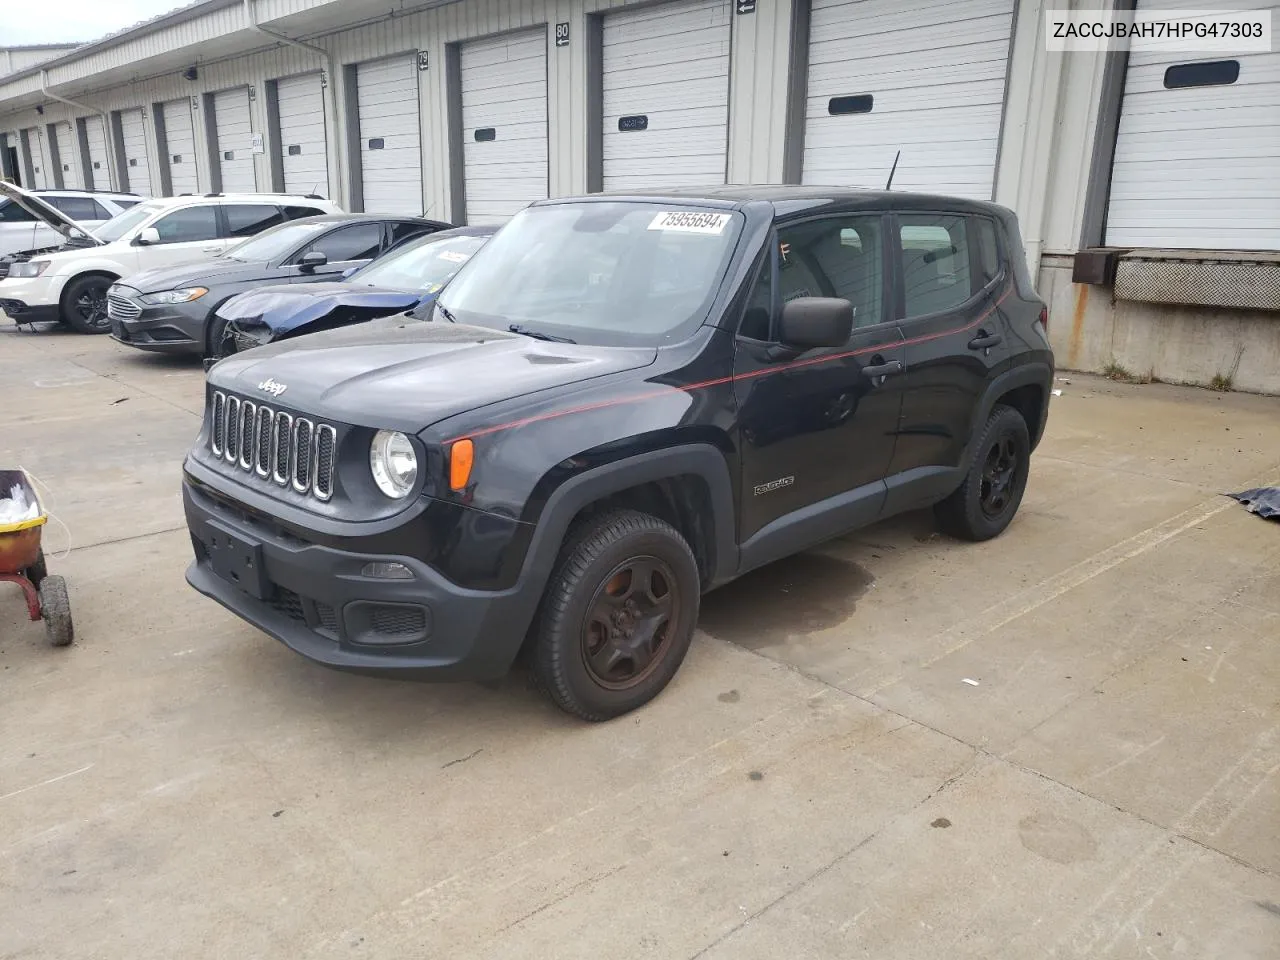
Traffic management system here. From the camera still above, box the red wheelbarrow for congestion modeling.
[0,469,73,647]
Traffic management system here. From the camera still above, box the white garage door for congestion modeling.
[601,0,731,191]
[460,29,548,224]
[1106,0,1280,250]
[802,0,1015,199]
[54,122,81,189]
[276,73,328,198]
[119,108,152,197]
[83,115,111,190]
[161,98,199,195]
[213,87,256,194]
[22,127,49,188]
[356,55,423,214]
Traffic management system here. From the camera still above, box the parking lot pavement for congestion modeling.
[2,322,1277,959]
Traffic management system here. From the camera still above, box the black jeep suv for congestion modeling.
[183,187,1052,721]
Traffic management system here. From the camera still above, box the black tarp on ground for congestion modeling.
[1228,487,1280,520]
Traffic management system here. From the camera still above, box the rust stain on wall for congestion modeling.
[1068,284,1089,368]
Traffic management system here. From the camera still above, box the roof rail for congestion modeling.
[203,192,224,198]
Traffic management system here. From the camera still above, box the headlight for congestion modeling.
[141,287,208,304]
[9,260,49,278]
[369,430,418,499]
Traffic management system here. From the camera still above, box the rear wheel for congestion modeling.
[532,510,700,721]
[61,274,114,334]
[935,404,1030,541]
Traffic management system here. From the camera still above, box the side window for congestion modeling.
[302,223,384,263]
[224,204,286,237]
[0,200,36,222]
[898,214,972,319]
[390,221,433,246]
[115,199,141,210]
[47,196,102,221]
[776,215,884,330]
[283,205,327,220]
[973,217,1002,288]
[151,206,220,243]
[738,256,773,341]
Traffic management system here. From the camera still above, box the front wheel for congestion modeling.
[532,510,700,721]
[934,404,1031,542]
[61,274,114,334]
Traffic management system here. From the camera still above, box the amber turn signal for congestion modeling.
[449,439,474,491]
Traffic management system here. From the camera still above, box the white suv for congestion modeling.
[0,185,342,333]
[0,189,144,260]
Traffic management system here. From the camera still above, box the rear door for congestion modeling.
[883,210,1011,512]
[734,212,904,560]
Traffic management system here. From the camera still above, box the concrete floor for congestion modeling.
[1,323,1277,959]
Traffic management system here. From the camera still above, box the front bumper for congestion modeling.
[0,275,61,322]
[109,288,205,354]
[183,476,537,681]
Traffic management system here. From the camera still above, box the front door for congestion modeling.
[734,213,905,569]
[883,211,1013,513]
[142,204,228,269]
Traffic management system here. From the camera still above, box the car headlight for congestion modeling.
[8,260,49,278]
[369,430,418,499]
[140,287,208,304]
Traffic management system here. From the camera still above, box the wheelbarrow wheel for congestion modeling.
[26,549,47,588]
[39,575,73,647]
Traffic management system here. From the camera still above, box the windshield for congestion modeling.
[225,221,330,262]
[93,203,163,243]
[352,233,489,291]
[437,203,743,345]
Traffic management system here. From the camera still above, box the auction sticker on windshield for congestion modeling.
[648,211,732,235]
[437,250,472,263]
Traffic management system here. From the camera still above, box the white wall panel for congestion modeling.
[802,0,1015,199]
[83,115,111,190]
[53,121,81,189]
[460,28,549,223]
[1106,0,1280,250]
[276,72,328,197]
[601,0,732,191]
[213,86,256,193]
[119,108,152,196]
[161,97,200,195]
[355,55,423,214]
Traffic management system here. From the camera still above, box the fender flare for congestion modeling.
[517,444,739,595]
[963,362,1053,468]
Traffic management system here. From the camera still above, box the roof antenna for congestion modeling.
[884,150,901,190]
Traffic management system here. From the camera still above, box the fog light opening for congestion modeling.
[361,561,415,580]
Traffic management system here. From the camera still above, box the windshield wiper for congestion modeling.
[508,324,576,344]
[436,302,458,323]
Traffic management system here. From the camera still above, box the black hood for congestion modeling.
[123,257,273,293]
[207,316,658,434]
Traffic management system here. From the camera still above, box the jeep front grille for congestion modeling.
[209,390,336,502]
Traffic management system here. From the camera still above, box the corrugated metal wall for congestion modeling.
[0,0,798,217]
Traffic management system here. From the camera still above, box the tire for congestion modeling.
[532,509,700,721]
[205,311,234,360]
[935,404,1031,542]
[39,575,74,647]
[25,548,47,588]
[60,274,115,334]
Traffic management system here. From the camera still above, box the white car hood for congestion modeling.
[0,181,104,246]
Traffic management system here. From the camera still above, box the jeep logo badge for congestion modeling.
[257,377,287,398]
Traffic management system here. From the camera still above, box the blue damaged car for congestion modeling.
[211,224,496,358]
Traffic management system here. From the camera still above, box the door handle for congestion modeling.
[968,332,1004,350]
[863,359,903,378]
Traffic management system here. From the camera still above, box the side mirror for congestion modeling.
[778,297,854,349]
[135,226,161,246]
[298,250,328,272]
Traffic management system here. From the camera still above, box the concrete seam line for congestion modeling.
[858,472,1279,697]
